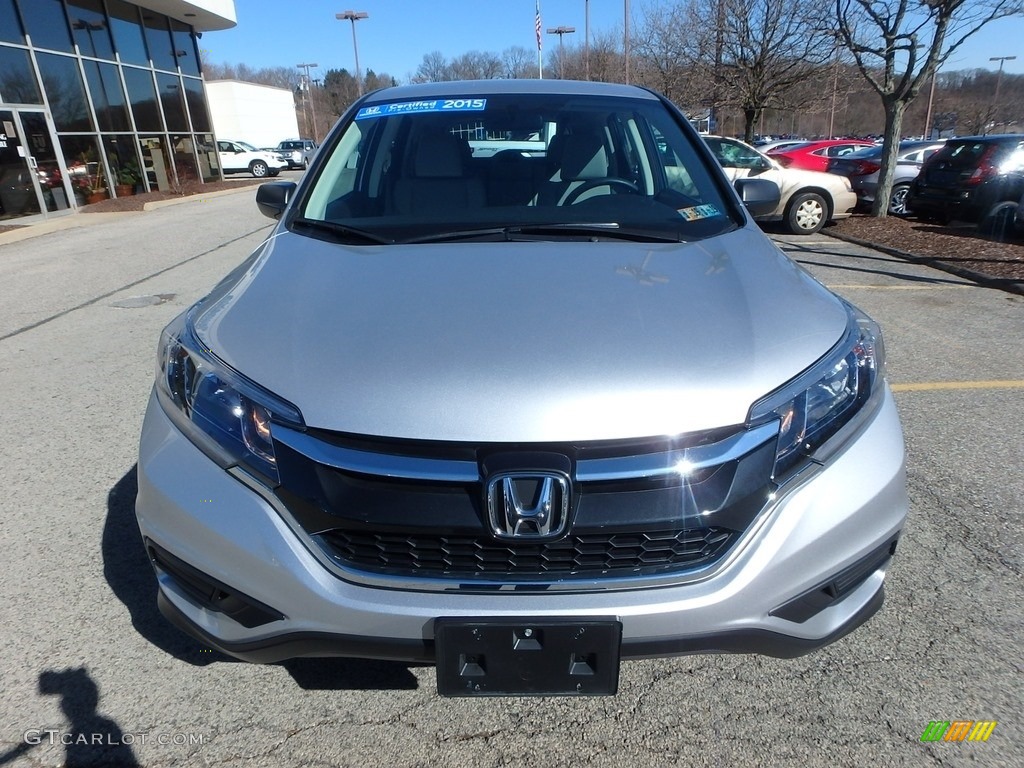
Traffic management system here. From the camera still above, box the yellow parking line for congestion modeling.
[892,380,1024,392]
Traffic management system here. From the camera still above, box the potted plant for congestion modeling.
[114,161,141,197]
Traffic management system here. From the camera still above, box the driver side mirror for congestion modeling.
[256,181,296,219]
[734,178,780,218]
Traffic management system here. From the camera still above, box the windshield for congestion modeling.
[237,141,258,152]
[296,92,740,243]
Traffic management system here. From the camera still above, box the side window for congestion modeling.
[217,141,231,152]
[723,140,764,168]
[650,124,697,197]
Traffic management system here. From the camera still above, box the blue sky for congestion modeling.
[202,1,1024,82]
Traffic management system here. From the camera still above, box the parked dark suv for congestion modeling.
[907,134,1024,224]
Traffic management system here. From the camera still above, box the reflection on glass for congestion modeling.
[0,110,43,219]
[106,0,148,66]
[140,11,175,71]
[182,77,210,131]
[84,61,129,131]
[122,66,161,131]
[19,0,74,52]
[68,0,114,59]
[139,135,171,191]
[35,53,92,132]
[196,133,219,182]
[56,133,108,204]
[20,111,65,211]
[102,134,143,196]
[171,134,198,186]
[0,0,25,44]
[157,73,187,131]
[0,46,43,104]
[170,19,199,76]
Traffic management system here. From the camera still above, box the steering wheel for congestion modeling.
[561,178,641,205]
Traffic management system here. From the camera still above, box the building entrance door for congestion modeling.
[0,109,69,222]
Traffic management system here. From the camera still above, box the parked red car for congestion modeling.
[768,139,875,172]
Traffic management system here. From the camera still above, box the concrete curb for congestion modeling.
[824,230,1024,297]
[0,184,260,246]
[142,184,260,211]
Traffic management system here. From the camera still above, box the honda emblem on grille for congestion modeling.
[486,471,571,540]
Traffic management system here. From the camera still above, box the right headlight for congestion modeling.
[749,303,886,480]
[154,308,303,486]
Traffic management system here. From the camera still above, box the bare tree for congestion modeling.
[414,51,451,83]
[834,0,1024,217]
[502,46,536,79]
[633,4,703,104]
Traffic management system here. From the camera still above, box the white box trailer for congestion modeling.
[205,79,299,150]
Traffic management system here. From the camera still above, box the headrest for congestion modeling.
[413,131,467,178]
[558,128,609,180]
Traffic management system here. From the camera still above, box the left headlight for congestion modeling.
[154,309,303,485]
[749,303,886,480]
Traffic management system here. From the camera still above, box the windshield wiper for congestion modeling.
[403,223,685,244]
[508,223,685,243]
[291,218,393,245]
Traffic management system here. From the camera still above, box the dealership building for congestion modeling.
[0,0,236,223]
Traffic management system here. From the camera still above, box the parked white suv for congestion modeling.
[216,140,287,178]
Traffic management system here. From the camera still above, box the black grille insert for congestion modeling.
[317,527,737,578]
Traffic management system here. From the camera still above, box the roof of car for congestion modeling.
[361,79,660,103]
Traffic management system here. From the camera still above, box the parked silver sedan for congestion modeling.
[827,140,945,215]
[136,80,907,697]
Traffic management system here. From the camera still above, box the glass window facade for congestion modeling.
[0,46,41,103]
[0,0,25,45]
[67,0,115,60]
[0,0,226,218]
[20,0,74,53]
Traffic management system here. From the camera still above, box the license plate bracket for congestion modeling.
[435,617,622,697]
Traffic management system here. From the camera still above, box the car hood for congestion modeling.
[194,226,848,442]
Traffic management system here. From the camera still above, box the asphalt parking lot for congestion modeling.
[0,191,1020,767]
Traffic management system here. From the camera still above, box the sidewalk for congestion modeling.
[0,184,261,247]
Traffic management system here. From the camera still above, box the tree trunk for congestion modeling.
[743,107,758,143]
[871,99,907,218]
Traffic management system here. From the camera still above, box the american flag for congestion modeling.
[535,1,542,51]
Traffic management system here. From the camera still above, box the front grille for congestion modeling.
[317,527,736,578]
[272,421,776,588]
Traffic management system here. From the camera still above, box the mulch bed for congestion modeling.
[830,215,1024,284]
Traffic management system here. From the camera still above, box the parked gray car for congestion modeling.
[827,140,945,215]
[136,80,907,697]
[275,138,318,169]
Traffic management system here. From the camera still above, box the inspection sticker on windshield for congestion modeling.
[678,204,722,221]
[355,98,487,120]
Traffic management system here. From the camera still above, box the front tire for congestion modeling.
[888,183,911,216]
[249,160,269,178]
[786,191,827,235]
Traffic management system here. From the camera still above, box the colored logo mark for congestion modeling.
[921,721,997,742]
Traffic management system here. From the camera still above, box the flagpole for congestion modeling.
[536,1,543,79]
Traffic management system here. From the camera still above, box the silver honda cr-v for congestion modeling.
[136,80,907,697]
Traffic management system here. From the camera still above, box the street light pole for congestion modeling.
[336,10,369,97]
[989,55,1016,133]
[546,26,575,79]
[924,69,937,139]
[585,0,590,80]
[297,63,318,140]
[624,0,631,84]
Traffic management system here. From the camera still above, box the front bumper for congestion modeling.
[135,387,907,663]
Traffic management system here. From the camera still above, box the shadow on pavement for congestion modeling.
[37,667,140,767]
[104,466,419,690]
